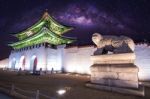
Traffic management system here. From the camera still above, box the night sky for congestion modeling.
[0,0,150,59]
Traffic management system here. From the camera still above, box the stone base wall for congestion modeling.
[5,44,150,81]
[90,64,139,89]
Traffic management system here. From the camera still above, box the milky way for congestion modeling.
[56,4,97,26]
[53,3,135,36]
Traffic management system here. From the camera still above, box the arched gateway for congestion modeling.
[20,56,26,70]
[30,55,37,73]
[11,58,16,69]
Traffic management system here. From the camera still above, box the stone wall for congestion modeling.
[9,46,47,71]
[8,45,64,72]
[135,44,150,81]
[64,44,150,81]
[3,43,150,81]
[64,46,96,74]
[0,58,8,68]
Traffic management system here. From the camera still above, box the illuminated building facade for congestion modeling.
[8,11,75,73]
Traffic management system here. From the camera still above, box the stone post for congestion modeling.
[10,84,15,95]
[36,90,39,99]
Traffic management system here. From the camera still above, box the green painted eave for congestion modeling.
[15,12,73,40]
[9,27,76,49]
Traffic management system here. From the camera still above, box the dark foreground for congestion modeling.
[0,93,12,99]
[0,70,149,99]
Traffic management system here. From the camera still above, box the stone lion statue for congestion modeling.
[92,33,135,55]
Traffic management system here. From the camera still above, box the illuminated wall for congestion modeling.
[134,44,150,81]
[46,45,66,71]
[64,46,96,74]
[8,44,65,72]
[9,46,47,71]
[0,58,8,68]
[64,44,150,81]
[7,44,150,81]
[8,45,95,73]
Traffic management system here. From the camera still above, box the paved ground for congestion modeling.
[0,70,150,99]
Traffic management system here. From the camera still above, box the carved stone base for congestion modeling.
[90,64,139,89]
[91,53,135,64]
[86,83,144,96]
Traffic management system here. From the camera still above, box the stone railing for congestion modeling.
[0,83,54,99]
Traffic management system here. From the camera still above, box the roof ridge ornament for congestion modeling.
[42,9,49,20]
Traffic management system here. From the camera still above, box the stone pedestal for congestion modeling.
[90,64,139,88]
[91,53,136,64]
[87,53,143,96]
